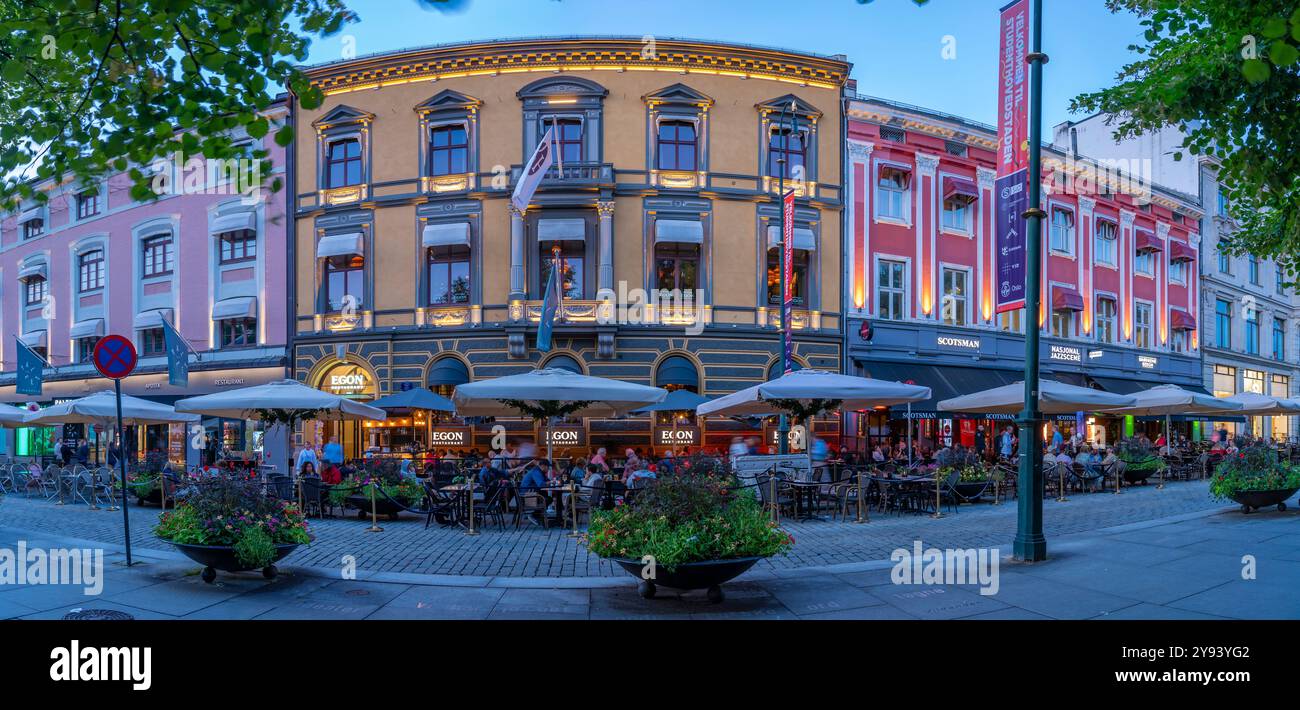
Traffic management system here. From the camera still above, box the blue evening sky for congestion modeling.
[303,0,1146,130]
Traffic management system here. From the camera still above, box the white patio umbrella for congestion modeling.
[938,379,1136,415]
[452,368,667,459]
[1112,384,1245,452]
[1216,392,1300,415]
[175,379,386,475]
[0,404,34,429]
[26,390,201,427]
[696,369,931,417]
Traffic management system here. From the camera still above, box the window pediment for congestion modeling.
[415,89,483,114]
[643,83,713,108]
[313,104,375,130]
[756,94,821,120]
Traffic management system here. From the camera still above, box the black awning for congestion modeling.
[1053,371,1088,388]
[856,360,1019,414]
[1087,376,1148,394]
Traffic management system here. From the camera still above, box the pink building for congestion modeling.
[843,95,1206,452]
[0,101,289,463]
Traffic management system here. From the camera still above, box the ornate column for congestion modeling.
[1120,210,1136,341]
[915,152,940,320]
[509,205,526,303]
[597,201,615,292]
[847,141,874,315]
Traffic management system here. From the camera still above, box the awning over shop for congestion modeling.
[133,308,174,330]
[68,319,104,340]
[1170,310,1197,331]
[1087,376,1210,397]
[18,262,47,281]
[17,206,41,224]
[211,211,256,234]
[1134,230,1164,253]
[766,225,816,251]
[856,361,1017,414]
[537,218,586,241]
[425,357,470,387]
[212,296,257,320]
[943,177,979,202]
[1053,371,1087,388]
[316,232,363,259]
[20,330,47,348]
[421,221,471,248]
[655,355,699,388]
[654,219,704,245]
[1051,286,1084,312]
[1168,240,1196,262]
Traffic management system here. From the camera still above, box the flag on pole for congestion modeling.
[161,315,190,387]
[511,125,556,213]
[15,337,45,396]
[537,257,562,353]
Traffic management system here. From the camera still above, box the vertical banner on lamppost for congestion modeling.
[995,0,1030,314]
[781,189,795,372]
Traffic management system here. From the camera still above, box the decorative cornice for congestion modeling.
[1120,210,1136,228]
[1156,222,1170,239]
[303,37,852,96]
[596,201,615,217]
[847,141,874,160]
[914,153,940,174]
[1077,195,1097,214]
[976,167,996,190]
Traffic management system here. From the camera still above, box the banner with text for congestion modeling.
[995,0,1029,314]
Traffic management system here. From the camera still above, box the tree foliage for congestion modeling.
[1072,1,1300,278]
[0,0,356,208]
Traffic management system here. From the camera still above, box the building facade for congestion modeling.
[1058,115,1299,442]
[289,38,850,457]
[843,96,1206,452]
[0,102,290,462]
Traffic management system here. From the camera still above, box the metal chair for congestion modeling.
[33,465,61,500]
[70,467,97,506]
[91,467,118,508]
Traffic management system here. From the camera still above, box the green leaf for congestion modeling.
[1242,58,1271,83]
[0,60,24,82]
[1263,18,1288,39]
[274,125,294,147]
[1269,41,1299,66]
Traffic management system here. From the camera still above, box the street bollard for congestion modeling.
[567,483,580,538]
[1113,467,1123,495]
[1056,468,1068,503]
[367,482,383,533]
[769,476,779,524]
[854,470,867,524]
[930,474,943,519]
[465,479,479,536]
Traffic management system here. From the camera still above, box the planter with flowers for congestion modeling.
[126,452,175,505]
[155,476,311,583]
[584,456,792,603]
[330,459,425,519]
[1210,446,1300,514]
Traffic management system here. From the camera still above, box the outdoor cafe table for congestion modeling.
[870,475,935,515]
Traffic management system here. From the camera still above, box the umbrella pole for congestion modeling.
[907,403,913,468]
[1158,413,1169,490]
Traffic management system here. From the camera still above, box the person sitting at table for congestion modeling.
[300,461,317,478]
[519,459,550,492]
[590,447,610,472]
[657,451,675,475]
[623,448,642,471]
[625,462,656,489]
[475,459,506,488]
[321,462,343,485]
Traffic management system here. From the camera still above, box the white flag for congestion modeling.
[511,126,556,213]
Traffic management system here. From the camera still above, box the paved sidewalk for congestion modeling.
[1,488,1296,619]
[0,478,1233,577]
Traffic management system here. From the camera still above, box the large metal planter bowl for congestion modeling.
[165,540,299,584]
[344,494,410,519]
[612,556,763,603]
[1228,488,1299,514]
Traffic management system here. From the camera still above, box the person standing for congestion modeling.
[294,443,319,477]
[322,436,344,467]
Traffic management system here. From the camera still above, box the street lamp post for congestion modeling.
[776,100,798,456]
[1014,0,1048,562]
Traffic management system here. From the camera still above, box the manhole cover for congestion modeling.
[346,589,371,597]
[63,609,135,621]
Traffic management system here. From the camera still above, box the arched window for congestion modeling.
[655,355,699,392]
[426,356,470,399]
[767,358,802,381]
[541,354,583,374]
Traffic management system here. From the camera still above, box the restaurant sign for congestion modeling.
[654,425,699,447]
[322,364,375,399]
[765,425,805,452]
[428,426,471,448]
[541,425,586,448]
[1048,345,1081,363]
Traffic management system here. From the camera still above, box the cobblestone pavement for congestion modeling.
[0,479,1235,577]
[2,488,1297,619]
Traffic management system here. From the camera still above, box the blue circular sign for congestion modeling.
[93,335,138,380]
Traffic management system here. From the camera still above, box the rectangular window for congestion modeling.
[876,259,906,320]
[1249,254,1260,285]
[1049,208,1074,254]
[1277,268,1286,295]
[1051,310,1073,339]
[876,166,909,221]
[1094,220,1117,265]
[1218,244,1231,274]
[940,196,972,233]
[21,218,43,240]
[325,254,365,312]
[219,318,257,348]
[1171,328,1189,354]
[767,127,806,180]
[997,308,1023,334]
[541,241,585,300]
[551,118,583,164]
[141,235,174,277]
[1243,368,1265,395]
[78,249,104,292]
[766,248,809,307]
[654,243,700,293]
[428,124,469,176]
[76,191,99,219]
[1169,256,1188,284]
[326,137,363,188]
[1134,234,1155,275]
[23,277,46,306]
[1213,364,1237,398]
[1245,309,1260,355]
[1215,299,1232,348]
[1272,374,1291,442]
[1273,318,1286,361]
[140,328,166,357]
[76,337,97,364]
[1217,191,1229,218]
[428,245,471,305]
[1095,297,1117,344]
[940,267,968,326]
[656,121,697,171]
[219,229,257,264]
[1135,302,1153,349]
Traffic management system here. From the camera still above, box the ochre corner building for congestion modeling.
[288,37,851,456]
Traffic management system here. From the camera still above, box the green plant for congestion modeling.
[154,476,311,568]
[584,459,792,571]
[328,459,425,508]
[1210,446,1300,500]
